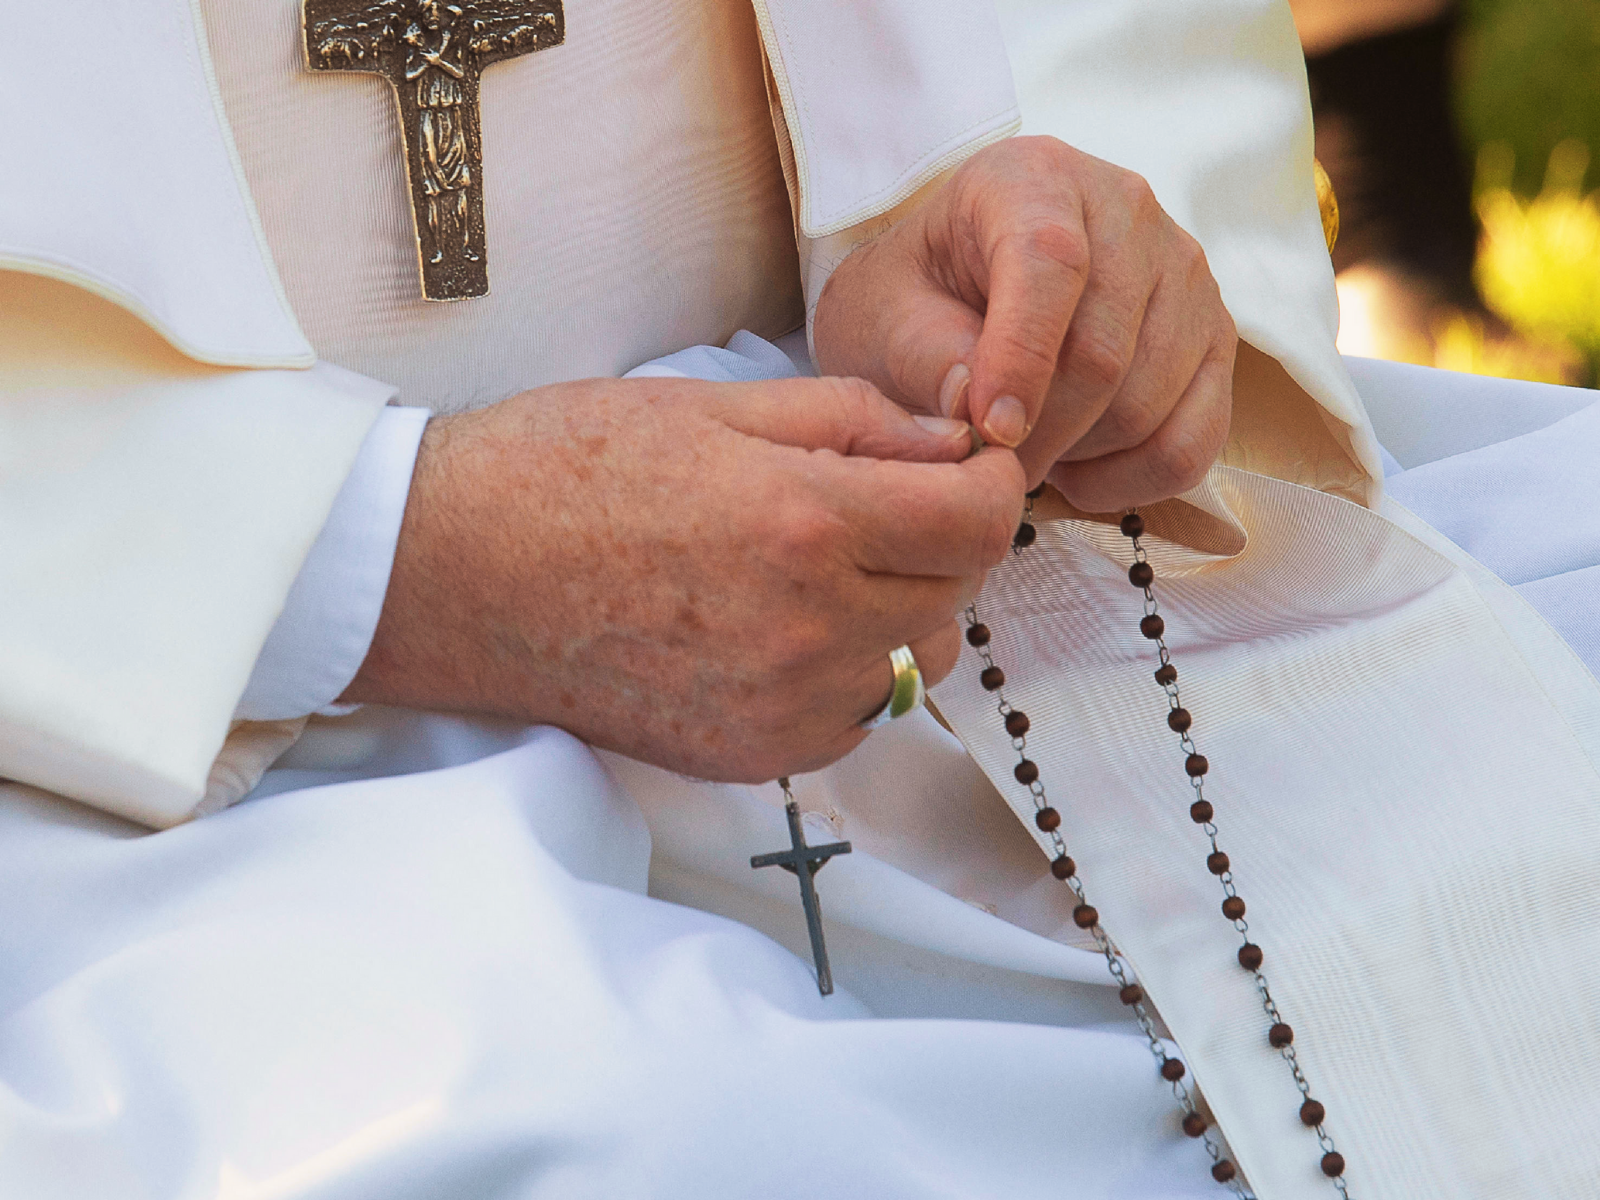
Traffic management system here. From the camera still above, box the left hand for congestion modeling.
[813,136,1237,511]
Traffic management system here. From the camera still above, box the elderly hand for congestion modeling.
[813,136,1237,511]
[344,375,1024,782]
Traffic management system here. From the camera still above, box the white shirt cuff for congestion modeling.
[234,406,430,722]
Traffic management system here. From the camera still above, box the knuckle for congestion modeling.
[1179,235,1223,298]
[1015,219,1090,273]
[1177,228,1208,269]
[1148,427,1216,494]
[994,323,1065,382]
[1067,324,1134,393]
[1100,394,1164,449]
[821,374,882,426]
[1118,169,1157,211]
[771,502,841,567]
[1016,134,1070,172]
[985,320,1062,390]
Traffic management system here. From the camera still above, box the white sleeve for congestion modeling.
[233,406,429,722]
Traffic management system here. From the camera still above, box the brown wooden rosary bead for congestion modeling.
[969,507,1339,1186]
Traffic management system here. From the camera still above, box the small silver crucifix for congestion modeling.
[750,778,852,996]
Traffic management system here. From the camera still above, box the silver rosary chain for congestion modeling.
[955,497,1355,1196]
[961,597,1250,1196]
[956,498,1255,1197]
[1127,528,1351,1197]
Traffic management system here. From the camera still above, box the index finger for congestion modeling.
[966,199,1091,450]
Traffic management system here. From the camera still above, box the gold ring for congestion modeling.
[860,645,926,730]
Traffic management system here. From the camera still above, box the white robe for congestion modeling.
[7,1,1600,1196]
[4,334,1598,1198]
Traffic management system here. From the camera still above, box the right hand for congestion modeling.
[342,374,1026,782]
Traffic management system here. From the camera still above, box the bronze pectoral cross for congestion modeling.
[303,0,564,301]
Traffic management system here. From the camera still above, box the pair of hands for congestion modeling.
[346,137,1237,782]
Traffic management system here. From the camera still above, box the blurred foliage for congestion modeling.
[1477,142,1600,362]
[1459,0,1600,196]
[1453,3,1600,381]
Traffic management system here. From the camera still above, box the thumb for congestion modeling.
[701,376,978,464]
[874,289,986,423]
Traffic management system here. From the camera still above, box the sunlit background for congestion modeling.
[1297,0,1600,386]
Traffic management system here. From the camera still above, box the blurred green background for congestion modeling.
[1445,0,1600,379]
[1460,0,1600,195]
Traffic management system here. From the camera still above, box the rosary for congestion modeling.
[755,493,1352,1196]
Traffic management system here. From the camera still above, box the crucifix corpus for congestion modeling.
[302,0,564,301]
[750,779,853,996]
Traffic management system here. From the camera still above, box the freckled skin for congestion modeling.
[345,136,1234,781]
[345,376,1023,783]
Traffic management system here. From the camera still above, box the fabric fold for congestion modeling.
[751,0,1020,240]
[0,272,392,828]
[934,466,1600,1199]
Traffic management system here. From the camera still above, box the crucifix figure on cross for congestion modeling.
[751,779,853,996]
[303,0,564,301]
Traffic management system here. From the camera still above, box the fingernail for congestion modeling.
[912,414,969,439]
[982,395,1029,448]
[939,362,971,418]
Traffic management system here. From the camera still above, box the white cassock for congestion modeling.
[4,2,1600,1198]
